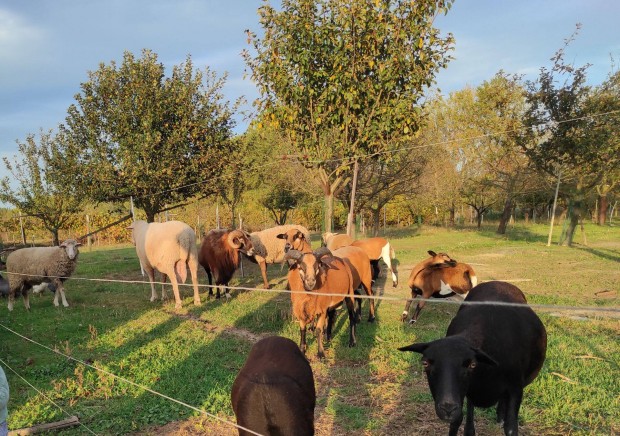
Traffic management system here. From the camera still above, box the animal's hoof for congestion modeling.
[317,351,326,359]
[193,299,201,306]
[63,302,69,307]
[174,304,182,311]
[408,319,417,325]
[348,341,357,348]
[368,316,376,323]
[262,284,271,290]
[393,282,398,288]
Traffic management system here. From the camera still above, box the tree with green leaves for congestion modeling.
[63,49,236,222]
[522,27,593,246]
[0,130,84,245]
[244,0,454,232]
[583,70,620,225]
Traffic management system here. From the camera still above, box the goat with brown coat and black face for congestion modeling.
[399,281,547,436]
[278,229,376,322]
[197,229,254,299]
[231,336,316,436]
[284,247,358,359]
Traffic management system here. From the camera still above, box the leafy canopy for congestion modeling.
[63,49,236,222]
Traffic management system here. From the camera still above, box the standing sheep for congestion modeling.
[399,281,547,436]
[246,225,310,289]
[6,239,81,311]
[128,220,201,310]
[231,336,316,436]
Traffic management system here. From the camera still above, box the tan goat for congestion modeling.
[403,251,477,324]
[278,229,376,322]
[284,247,358,359]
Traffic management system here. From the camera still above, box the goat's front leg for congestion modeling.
[315,312,328,358]
[299,323,308,355]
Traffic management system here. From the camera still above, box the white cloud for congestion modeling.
[0,8,49,73]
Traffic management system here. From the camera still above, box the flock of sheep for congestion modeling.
[1,221,547,436]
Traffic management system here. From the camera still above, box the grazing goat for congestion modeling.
[278,229,376,322]
[129,220,201,310]
[198,229,254,299]
[322,232,353,250]
[6,239,81,310]
[246,225,310,289]
[401,251,469,323]
[399,281,547,436]
[284,247,357,358]
[351,237,398,287]
[231,336,316,436]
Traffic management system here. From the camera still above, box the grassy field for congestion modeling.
[1,223,618,435]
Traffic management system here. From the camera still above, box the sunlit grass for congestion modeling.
[1,222,618,434]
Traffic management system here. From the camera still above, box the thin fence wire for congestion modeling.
[3,271,619,315]
[0,325,264,436]
[0,357,99,436]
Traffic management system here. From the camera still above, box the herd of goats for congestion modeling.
[1,221,547,436]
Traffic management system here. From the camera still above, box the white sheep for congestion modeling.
[128,220,201,310]
[6,239,81,311]
[247,224,311,288]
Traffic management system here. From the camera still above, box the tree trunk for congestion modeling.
[371,208,381,236]
[476,210,483,229]
[51,228,60,246]
[324,193,334,233]
[346,160,359,238]
[598,195,608,225]
[449,202,455,227]
[497,197,514,235]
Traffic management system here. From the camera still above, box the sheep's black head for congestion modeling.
[398,336,497,424]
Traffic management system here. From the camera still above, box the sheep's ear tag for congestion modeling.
[398,342,430,354]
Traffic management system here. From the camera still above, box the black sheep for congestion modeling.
[399,281,547,436]
[231,336,316,436]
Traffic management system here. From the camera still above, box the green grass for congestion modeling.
[1,223,618,435]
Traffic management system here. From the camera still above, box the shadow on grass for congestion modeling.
[573,245,620,263]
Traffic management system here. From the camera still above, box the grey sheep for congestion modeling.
[6,239,81,311]
[246,224,310,289]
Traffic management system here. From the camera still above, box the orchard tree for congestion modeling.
[63,49,236,222]
[522,27,593,246]
[0,130,84,245]
[244,0,454,232]
[583,70,620,224]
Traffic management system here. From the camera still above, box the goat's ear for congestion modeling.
[276,233,287,240]
[428,250,437,257]
[472,348,498,366]
[398,342,430,354]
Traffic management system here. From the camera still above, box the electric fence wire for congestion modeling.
[0,326,264,436]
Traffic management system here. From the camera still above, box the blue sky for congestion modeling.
[1,0,619,178]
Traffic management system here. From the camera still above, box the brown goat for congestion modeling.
[403,252,477,324]
[198,229,254,299]
[351,237,398,287]
[284,247,357,359]
[278,230,376,322]
[322,232,354,251]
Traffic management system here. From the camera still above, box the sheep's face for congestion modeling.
[229,231,255,256]
[60,240,81,260]
[277,230,307,253]
[427,250,457,267]
[398,337,497,424]
[297,255,321,291]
